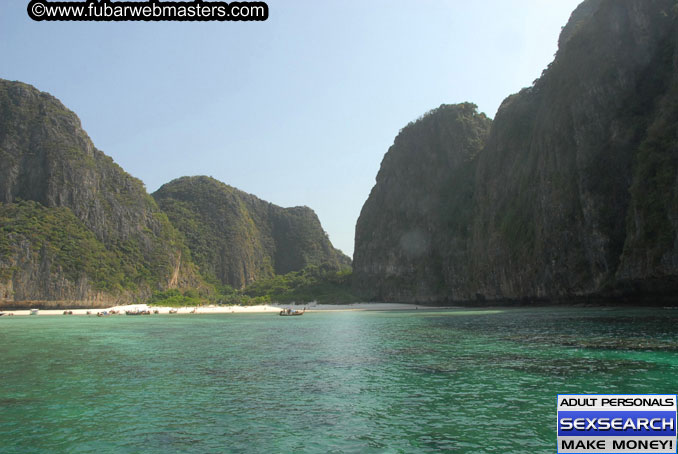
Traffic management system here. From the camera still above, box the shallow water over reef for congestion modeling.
[1,307,677,453]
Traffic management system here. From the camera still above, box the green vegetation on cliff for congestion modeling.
[1,200,131,292]
[153,176,351,290]
[0,79,205,304]
[241,265,355,304]
[147,288,207,307]
[0,80,350,305]
[147,265,357,306]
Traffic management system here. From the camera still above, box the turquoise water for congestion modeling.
[1,307,677,453]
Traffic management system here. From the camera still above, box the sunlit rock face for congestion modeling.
[153,176,351,290]
[0,79,204,307]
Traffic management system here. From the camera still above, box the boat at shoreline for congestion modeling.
[279,308,305,316]
[125,310,151,315]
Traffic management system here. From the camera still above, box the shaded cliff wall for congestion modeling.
[353,104,491,301]
[353,0,678,303]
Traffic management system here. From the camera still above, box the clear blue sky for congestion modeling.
[1,0,582,256]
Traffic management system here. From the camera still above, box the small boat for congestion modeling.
[125,310,151,315]
[279,308,305,316]
[169,308,178,314]
[30,308,39,316]
[97,311,109,317]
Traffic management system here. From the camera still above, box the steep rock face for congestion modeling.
[353,104,491,301]
[353,0,678,303]
[0,80,203,306]
[153,176,350,289]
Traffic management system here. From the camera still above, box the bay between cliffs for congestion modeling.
[1,307,677,453]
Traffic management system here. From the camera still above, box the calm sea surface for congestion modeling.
[1,307,677,453]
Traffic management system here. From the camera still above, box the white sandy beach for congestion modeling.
[0,302,440,316]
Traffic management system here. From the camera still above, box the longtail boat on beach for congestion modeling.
[125,310,151,315]
[279,308,305,316]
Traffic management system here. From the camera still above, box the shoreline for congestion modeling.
[0,302,444,316]
[1,303,675,317]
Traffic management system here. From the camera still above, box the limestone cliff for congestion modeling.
[353,104,491,301]
[153,176,351,289]
[0,80,203,307]
[353,0,678,303]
